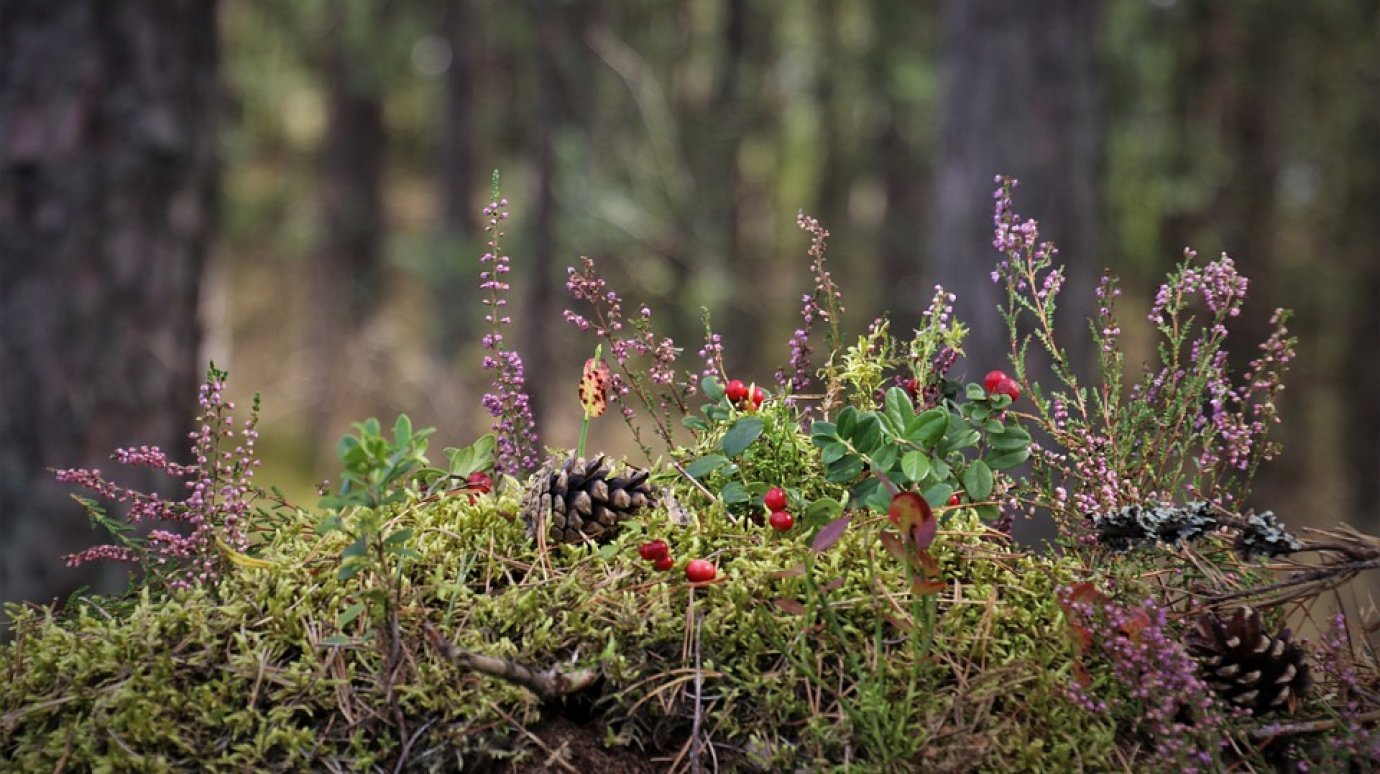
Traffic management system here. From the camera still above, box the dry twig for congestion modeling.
[422,623,598,701]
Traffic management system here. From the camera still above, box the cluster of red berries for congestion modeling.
[636,539,675,572]
[982,369,1021,402]
[724,379,766,411]
[637,540,719,582]
[764,486,794,531]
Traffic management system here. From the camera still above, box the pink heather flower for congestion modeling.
[479,196,540,476]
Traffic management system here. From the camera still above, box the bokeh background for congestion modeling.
[3,0,1378,613]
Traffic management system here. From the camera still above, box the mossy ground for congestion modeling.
[4,487,1143,772]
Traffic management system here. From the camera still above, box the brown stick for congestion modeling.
[1204,558,1380,606]
[1246,708,1380,740]
[422,623,598,701]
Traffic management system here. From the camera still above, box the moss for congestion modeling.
[3,492,1133,771]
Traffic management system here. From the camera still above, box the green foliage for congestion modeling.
[1,496,1127,771]
[319,415,434,512]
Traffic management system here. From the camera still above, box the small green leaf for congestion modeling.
[923,483,955,509]
[321,635,356,647]
[685,454,728,479]
[865,482,895,512]
[682,415,709,431]
[983,419,1004,434]
[965,384,987,400]
[976,504,1001,522]
[720,481,750,504]
[985,447,1031,470]
[989,427,1032,450]
[721,417,765,457]
[961,460,994,502]
[820,441,848,465]
[901,451,931,482]
[810,421,837,439]
[870,442,899,473]
[906,409,948,448]
[836,406,859,440]
[341,534,368,559]
[803,497,843,522]
[393,414,413,446]
[338,602,366,628]
[885,387,914,428]
[701,375,725,401]
[826,454,865,483]
[383,528,413,547]
[853,415,883,454]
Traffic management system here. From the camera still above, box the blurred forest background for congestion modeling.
[2,0,1377,613]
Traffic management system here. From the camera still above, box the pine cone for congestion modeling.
[520,454,654,545]
[1185,606,1309,715]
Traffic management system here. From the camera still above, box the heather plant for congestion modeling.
[988,176,1295,537]
[53,363,266,590]
[479,177,539,477]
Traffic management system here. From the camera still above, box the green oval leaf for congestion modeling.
[826,454,865,483]
[720,481,750,504]
[871,442,899,473]
[985,447,1031,470]
[720,417,765,458]
[901,450,931,482]
[701,375,725,401]
[821,441,848,465]
[906,409,948,448]
[836,406,859,440]
[685,454,729,479]
[961,460,994,502]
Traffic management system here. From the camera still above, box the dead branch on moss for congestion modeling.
[1205,526,1380,609]
[421,623,598,701]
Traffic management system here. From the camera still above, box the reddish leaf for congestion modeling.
[1066,581,1104,608]
[819,577,845,594]
[774,599,807,615]
[1119,607,1152,642]
[771,563,806,579]
[912,550,940,576]
[888,492,935,549]
[811,514,851,553]
[878,530,908,564]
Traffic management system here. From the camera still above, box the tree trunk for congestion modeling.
[0,1,219,610]
[307,0,386,448]
[931,0,1102,378]
[434,0,479,359]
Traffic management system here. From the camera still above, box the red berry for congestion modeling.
[948,493,962,506]
[983,370,1008,394]
[652,555,675,572]
[751,386,765,407]
[993,377,1021,402]
[467,471,493,494]
[769,510,794,531]
[763,487,788,512]
[902,377,921,398]
[725,379,749,405]
[638,540,669,562]
[685,559,717,583]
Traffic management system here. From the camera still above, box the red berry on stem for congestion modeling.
[685,559,717,583]
[902,377,920,398]
[994,377,1021,402]
[983,370,1008,394]
[638,540,669,562]
[769,510,794,531]
[751,385,765,408]
[948,493,962,506]
[653,555,675,572]
[467,471,493,494]
[763,487,788,512]
[725,379,748,405]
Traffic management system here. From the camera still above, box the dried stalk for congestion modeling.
[422,623,598,701]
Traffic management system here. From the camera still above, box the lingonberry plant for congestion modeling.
[989,176,1295,538]
[54,364,267,589]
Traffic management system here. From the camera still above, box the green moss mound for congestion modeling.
[2,491,1124,772]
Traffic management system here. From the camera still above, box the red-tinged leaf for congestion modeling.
[819,577,844,594]
[1069,623,1094,652]
[909,518,937,551]
[811,514,851,553]
[1072,660,1092,686]
[883,614,910,631]
[888,492,934,545]
[579,357,610,417]
[1119,607,1152,641]
[914,549,941,576]
[911,576,946,596]
[878,530,908,564]
[771,563,806,579]
[774,599,807,615]
[1066,581,1104,608]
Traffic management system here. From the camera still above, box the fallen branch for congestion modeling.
[1246,708,1380,741]
[421,623,599,702]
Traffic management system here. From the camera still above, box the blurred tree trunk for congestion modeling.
[0,1,218,611]
[931,0,1101,379]
[307,0,386,448]
[434,0,478,359]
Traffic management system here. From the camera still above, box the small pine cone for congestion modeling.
[519,454,654,545]
[1185,606,1310,716]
